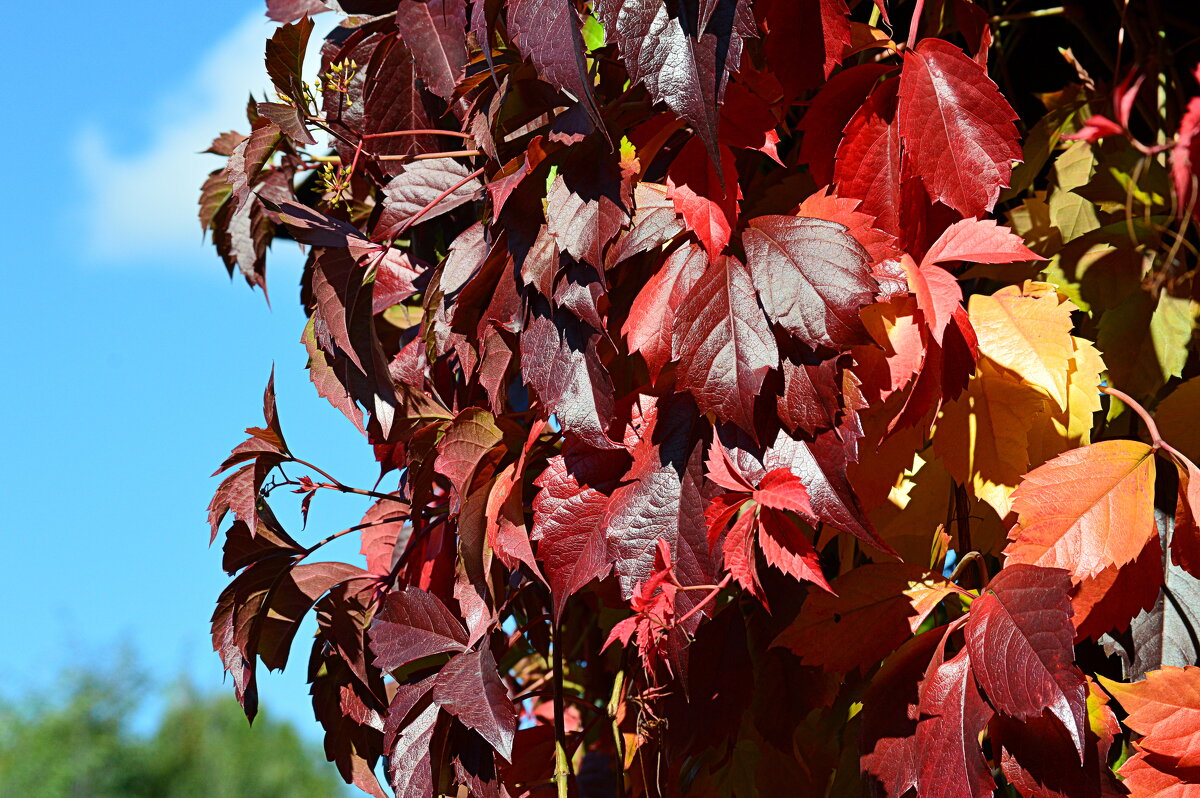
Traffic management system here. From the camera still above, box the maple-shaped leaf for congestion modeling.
[623,242,707,381]
[521,297,619,450]
[394,0,467,102]
[672,254,777,433]
[433,645,516,761]
[666,138,739,257]
[743,215,877,349]
[969,281,1077,411]
[370,586,468,672]
[1100,666,1200,769]
[915,649,996,798]
[965,564,1088,757]
[772,563,928,672]
[1004,440,1157,583]
[897,37,1021,217]
[594,0,754,171]
[377,158,483,239]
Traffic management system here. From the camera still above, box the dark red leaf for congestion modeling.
[800,63,893,187]
[761,0,851,98]
[370,586,468,671]
[394,0,467,102]
[594,0,754,172]
[965,564,1088,758]
[606,182,686,268]
[743,215,877,349]
[778,356,844,437]
[433,646,517,761]
[267,0,329,23]
[377,158,483,238]
[834,77,903,237]
[915,648,996,798]
[508,0,601,127]
[666,138,740,257]
[265,15,314,103]
[521,297,619,450]
[672,254,777,434]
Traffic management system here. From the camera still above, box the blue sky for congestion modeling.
[0,1,373,739]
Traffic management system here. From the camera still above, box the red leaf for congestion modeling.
[834,76,904,236]
[267,0,329,23]
[719,80,782,162]
[672,254,778,433]
[897,38,1021,217]
[915,648,996,798]
[1071,533,1163,642]
[508,0,600,123]
[965,564,1088,758]
[761,0,852,98]
[1171,96,1200,216]
[623,242,707,381]
[1101,666,1200,769]
[521,297,619,450]
[757,508,832,591]
[1170,455,1200,578]
[666,138,739,257]
[860,627,948,797]
[434,408,504,509]
[801,63,894,187]
[779,357,844,436]
[721,509,762,598]
[358,498,410,576]
[531,454,615,620]
[752,468,815,516]
[546,138,630,267]
[370,586,468,671]
[606,182,686,268]
[433,646,517,761]
[901,254,962,344]
[743,215,877,349]
[772,562,926,672]
[377,158,483,238]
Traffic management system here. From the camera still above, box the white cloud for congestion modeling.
[75,12,326,264]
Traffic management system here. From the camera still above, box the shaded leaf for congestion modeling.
[370,586,468,671]
[433,646,516,761]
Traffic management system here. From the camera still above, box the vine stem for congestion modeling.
[551,617,573,798]
[302,514,408,556]
[394,167,486,236]
[1100,385,1163,447]
[362,129,472,140]
[285,457,406,504]
[376,149,483,162]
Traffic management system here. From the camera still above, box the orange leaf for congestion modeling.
[1004,440,1156,582]
[1100,667,1200,769]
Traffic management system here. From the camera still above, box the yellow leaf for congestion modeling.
[969,281,1077,410]
[935,358,1050,517]
[1027,336,1106,465]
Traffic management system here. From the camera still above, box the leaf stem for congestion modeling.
[375,149,483,162]
[362,129,472,140]
[391,167,486,237]
[675,574,732,628]
[1099,385,1163,447]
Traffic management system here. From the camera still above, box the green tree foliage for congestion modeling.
[0,668,345,798]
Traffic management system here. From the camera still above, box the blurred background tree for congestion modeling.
[0,661,345,797]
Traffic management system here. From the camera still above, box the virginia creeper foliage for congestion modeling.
[201,0,1200,795]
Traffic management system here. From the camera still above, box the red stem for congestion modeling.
[362,129,471,139]
[1100,385,1163,447]
[675,574,732,628]
[906,0,925,49]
